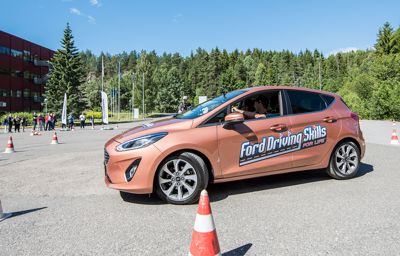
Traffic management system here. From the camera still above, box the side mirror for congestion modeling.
[223,112,244,129]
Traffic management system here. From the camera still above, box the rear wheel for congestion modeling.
[155,152,209,205]
[327,141,360,179]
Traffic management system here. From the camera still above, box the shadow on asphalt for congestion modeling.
[208,162,374,202]
[222,243,252,256]
[2,207,47,221]
[120,162,374,205]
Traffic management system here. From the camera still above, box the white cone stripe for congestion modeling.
[193,213,216,233]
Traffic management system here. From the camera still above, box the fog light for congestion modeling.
[125,159,140,182]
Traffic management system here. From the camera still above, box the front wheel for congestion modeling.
[155,152,209,205]
[326,141,360,179]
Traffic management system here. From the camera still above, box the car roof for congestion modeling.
[243,86,339,97]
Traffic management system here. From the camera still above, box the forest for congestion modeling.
[65,22,400,119]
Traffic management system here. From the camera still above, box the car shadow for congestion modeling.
[120,162,374,205]
[119,191,165,205]
[208,162,374,203]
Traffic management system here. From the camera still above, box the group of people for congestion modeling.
[3,115,27,133]
[65,113,94,130]
[32,112,57,131]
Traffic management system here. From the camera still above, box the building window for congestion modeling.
[0,67,9,75]
[0,89,9,97]
[32,92,41,102]
[16,90,22,98]
[23,50,32,62]
[0,102,6,107]
[0,46,10,55]
[11,70,23,77]
[11,49,23,58]
[23,88,30,98]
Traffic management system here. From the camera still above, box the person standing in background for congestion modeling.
[79,113,86,129]
[32,112,37,131]
[21,116,27,132]
[3,116,8,133]
[90,115,94,130]
[14,116,21,132]
[38,114,43,131]
[45,113,49,131]
[8,114,13,133]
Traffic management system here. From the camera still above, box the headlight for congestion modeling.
[116,132,168,152]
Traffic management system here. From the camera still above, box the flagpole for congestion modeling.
[117,62,120,129]
[132,71,135,120]
[101,56,104,127]
[142,72,145,120]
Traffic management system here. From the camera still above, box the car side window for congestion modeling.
[204,108,228,125]
[231,91,282,119]
[287,90,327,114]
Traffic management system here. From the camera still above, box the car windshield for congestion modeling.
[175,89,248,119]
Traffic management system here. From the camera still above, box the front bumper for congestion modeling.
[104,140,162,194]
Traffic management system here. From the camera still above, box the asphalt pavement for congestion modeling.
[0,119,399,255]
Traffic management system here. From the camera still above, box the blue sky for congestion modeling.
[2,0,400,56]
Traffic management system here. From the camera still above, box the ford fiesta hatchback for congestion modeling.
[104,86,365,204]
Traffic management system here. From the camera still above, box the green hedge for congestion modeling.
[1,112,39,126]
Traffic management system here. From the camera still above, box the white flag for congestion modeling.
[101,91,108,124]
[61,93,67,125]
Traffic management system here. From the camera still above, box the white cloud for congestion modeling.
[88,15,96,24]
[172,13,183,23]
[69,7,96,24]
[90,0,101,7]
[329,47,359,56]
[70,7,82,15]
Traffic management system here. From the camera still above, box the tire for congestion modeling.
[155,152,209,205]
[326,141,360,180]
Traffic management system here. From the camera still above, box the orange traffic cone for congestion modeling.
[0,200,12,222]
[391,129,399,145]
[51,132,59,144]
[4,136,15,153]
[189,190,221,256]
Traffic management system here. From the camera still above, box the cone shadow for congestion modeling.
[1,207,47,221]
[222,243,252,256]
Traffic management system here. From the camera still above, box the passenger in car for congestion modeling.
[232,95,268,119]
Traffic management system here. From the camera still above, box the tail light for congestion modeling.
[351,112,359,123]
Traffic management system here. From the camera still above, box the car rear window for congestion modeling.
[287,90,327,114]
[321,94,335,106]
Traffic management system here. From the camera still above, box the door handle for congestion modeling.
[270,124,288,132]
[323,116,337,123]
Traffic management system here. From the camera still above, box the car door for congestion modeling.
[285,89,341,168]
[217,90,295,179]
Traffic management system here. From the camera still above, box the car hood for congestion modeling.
[112,118,193,143]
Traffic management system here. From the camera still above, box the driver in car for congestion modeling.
[232,95,268,119]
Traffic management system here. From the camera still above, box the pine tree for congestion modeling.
[375,22,394,54]
[46,23,85,115]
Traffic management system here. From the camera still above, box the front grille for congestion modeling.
[104,149,110,164]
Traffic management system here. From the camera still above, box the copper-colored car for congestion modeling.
[104,86,365,204]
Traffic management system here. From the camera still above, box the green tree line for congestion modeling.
[47,22,400,120]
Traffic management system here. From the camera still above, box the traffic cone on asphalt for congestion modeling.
[189,190,221,256]
[4,136,15,153]
[51,132,59,144]
[0,200,12,222]
[391,129,399,145]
